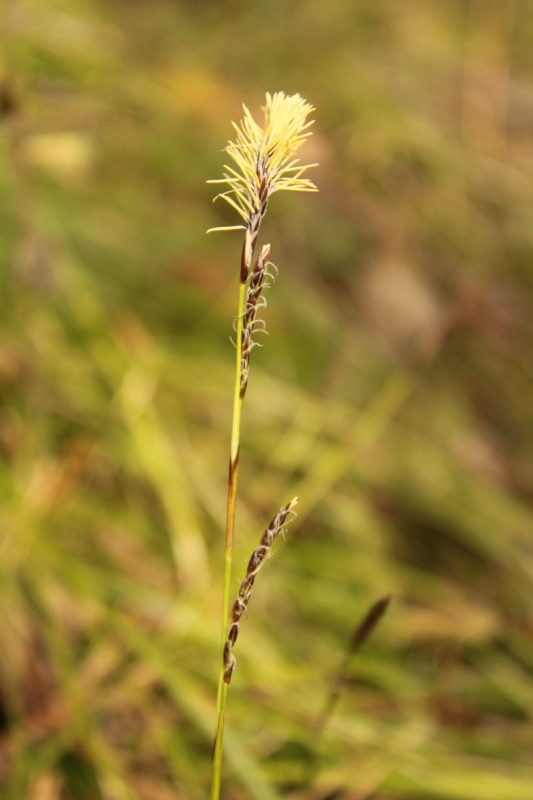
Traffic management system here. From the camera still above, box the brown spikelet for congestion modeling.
[223,497,298,684]
[314,595,391,736]
[240,243,272,396]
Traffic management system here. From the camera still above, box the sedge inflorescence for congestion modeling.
[239,243,276,396]
[223,497,299,684]
[209,92,318,395]
[208,91,317,241]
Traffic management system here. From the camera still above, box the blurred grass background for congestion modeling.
[1,1,533,798]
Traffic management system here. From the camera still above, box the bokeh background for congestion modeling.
[1,1,533,798]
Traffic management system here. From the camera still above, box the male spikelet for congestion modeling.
[208,91,317,281]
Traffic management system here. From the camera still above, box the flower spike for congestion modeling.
[207,92,317,235]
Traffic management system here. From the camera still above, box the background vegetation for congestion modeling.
[1,1,533,798]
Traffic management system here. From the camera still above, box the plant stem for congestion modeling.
[211,277,247,800]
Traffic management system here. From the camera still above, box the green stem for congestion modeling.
[211,278,247,800]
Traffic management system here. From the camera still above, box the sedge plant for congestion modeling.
[208,92,318,800]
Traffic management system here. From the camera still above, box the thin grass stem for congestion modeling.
[211,279,247,800]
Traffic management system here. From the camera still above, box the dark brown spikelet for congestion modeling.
[223,497,298,684]
[314,595,392,735]
[240,243,272,396]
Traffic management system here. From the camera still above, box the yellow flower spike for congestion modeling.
[207,91,318,233]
